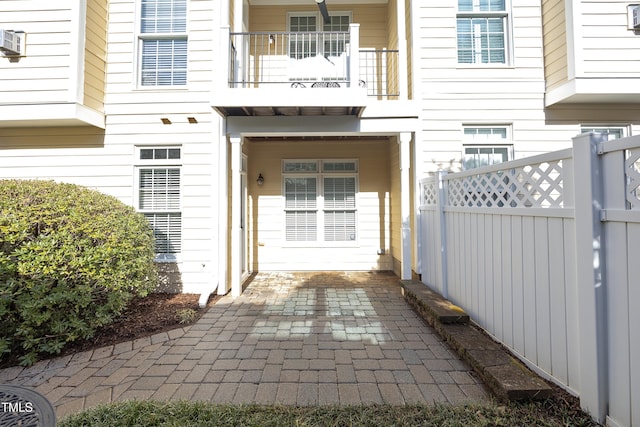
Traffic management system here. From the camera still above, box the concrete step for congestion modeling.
[401,280,553,402]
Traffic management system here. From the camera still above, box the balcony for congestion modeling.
[214,24,402,118]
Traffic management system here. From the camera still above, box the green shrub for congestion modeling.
[0,179,158,366]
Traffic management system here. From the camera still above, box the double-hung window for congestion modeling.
[139,0,187,86]
[136,147,182,259]
[283,160,357,243]
[462,127,512,169]
[457,0,508,65]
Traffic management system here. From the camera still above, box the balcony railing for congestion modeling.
[226,26,399,99]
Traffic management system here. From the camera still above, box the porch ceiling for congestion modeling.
[216,105,364,117]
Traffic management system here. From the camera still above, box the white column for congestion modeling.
[399,132,412,280]
[230,135,243,297]
[217,133,229,295]
[349,23,360,90]
[395,0,408,100]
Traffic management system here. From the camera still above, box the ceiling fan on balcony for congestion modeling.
[315,0,331,25]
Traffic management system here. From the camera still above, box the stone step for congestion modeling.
[401,280,553,402]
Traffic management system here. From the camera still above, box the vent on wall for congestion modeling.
[0,30,24,55]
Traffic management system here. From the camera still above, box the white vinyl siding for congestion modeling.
[282,160,358,244]
[457,0,509,65]
[136,147,182,257]
[139,0,187,86]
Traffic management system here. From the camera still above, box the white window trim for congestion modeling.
[580,125,630,140]
[461,125,513,170]
[456,0,512,67]
[135,0,189,89]
[134,146,183,261]
[281,159,359,247]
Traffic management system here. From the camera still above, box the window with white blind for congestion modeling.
[457,0,509,65]
[283,160,357,244]
[139,0,187,87]
[136,147,182,258]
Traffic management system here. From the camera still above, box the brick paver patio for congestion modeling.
[0,271,490,420]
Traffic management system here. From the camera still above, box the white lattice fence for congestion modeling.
[445,150,571,209]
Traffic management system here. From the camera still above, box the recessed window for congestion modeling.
[282,160,358,243]
[136,146,182,257]
[139,0,187,87]
[457,0,509,65]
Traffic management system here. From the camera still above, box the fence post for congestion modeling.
[572,133,608,423]
[436,171,449,298]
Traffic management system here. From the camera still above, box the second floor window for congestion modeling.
[139,0,187,86]
[457,0,508,65]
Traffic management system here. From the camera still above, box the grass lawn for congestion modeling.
[59,400,600,427]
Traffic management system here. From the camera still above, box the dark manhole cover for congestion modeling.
[0,385,55,427]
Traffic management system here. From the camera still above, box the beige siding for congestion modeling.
[246,139,393,271]
[84,0,107,112]
[542,0,568,90]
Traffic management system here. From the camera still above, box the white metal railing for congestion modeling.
[419,133,640,426]
[225,25,399,98]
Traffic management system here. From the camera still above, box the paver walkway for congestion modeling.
[0,271,489,420]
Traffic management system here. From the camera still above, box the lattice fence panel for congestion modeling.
[447,160,566,208]
[420,179,438,207]
[626,148,640,210]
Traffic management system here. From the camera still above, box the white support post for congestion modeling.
[399,132,412,280]
[219,26,231,88]
[395,0,408,100]
[230,135,243,297]
[217,133,230,295]
[572,133,608,423]
[349,24,360,89]
[436,171,449,298]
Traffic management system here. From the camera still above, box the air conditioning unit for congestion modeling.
[634,6,640,29]
[0,30,23,56]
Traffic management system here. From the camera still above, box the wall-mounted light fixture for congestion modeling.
[269,34,275,45]
[257,173,265,186]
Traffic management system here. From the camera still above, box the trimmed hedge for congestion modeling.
[0,179,158,366]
